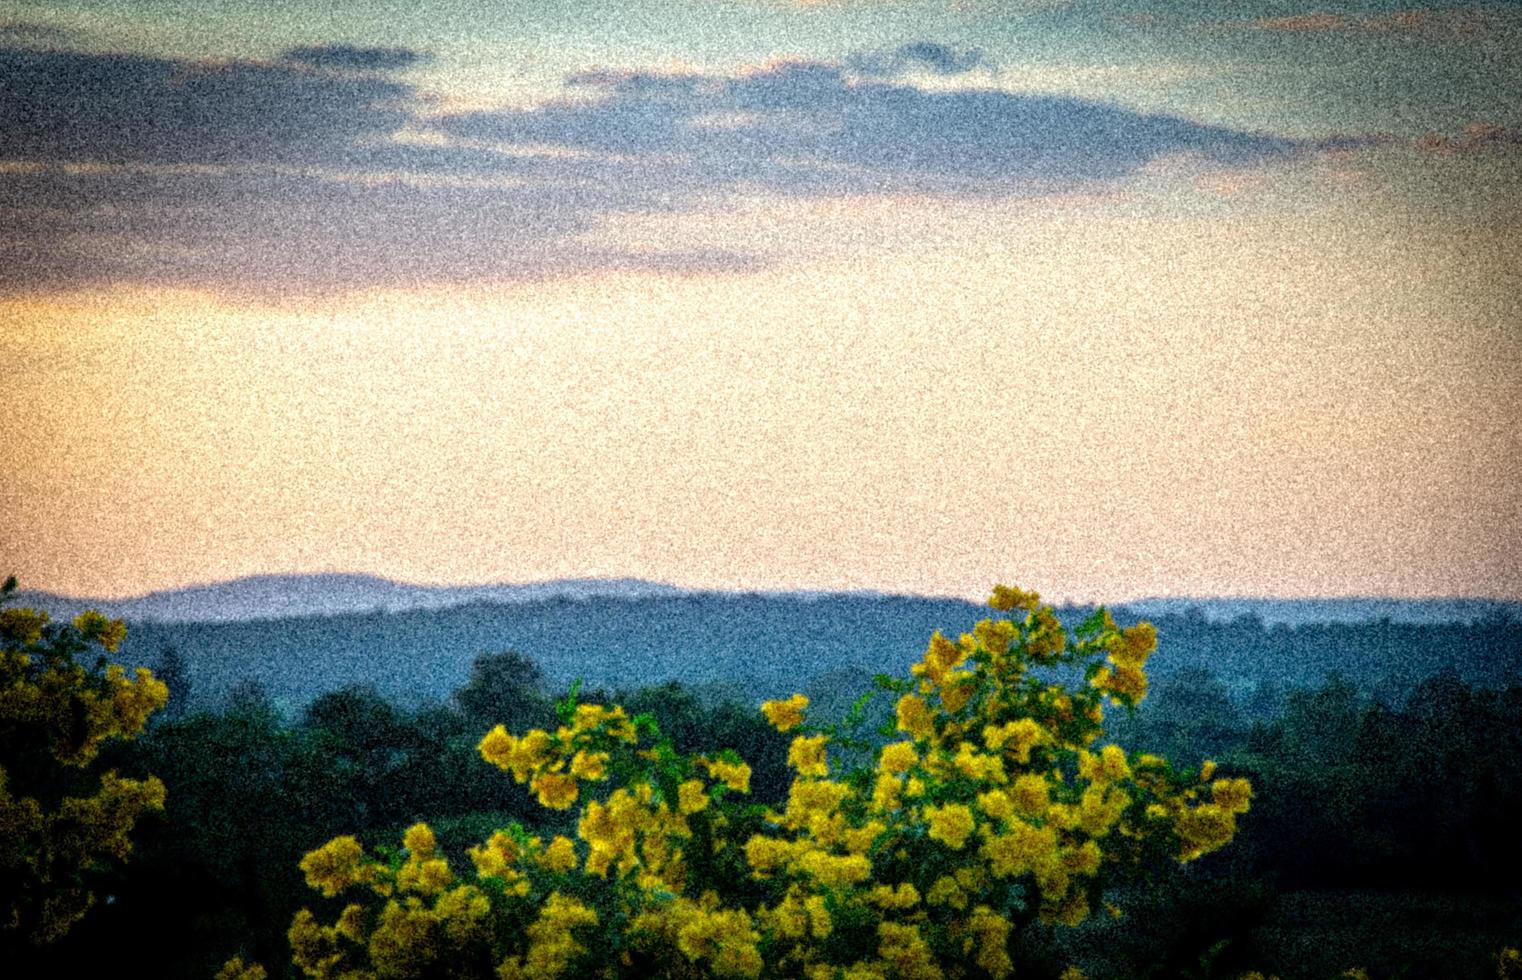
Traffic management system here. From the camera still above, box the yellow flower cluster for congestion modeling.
[288,584,1250,978]
[1090,618,1156,706]
[762,694,809,732]
[500,893,599,979]
[479,702,636,810]
[215,956,268,980]
[0,601,168,945]
[290,821,500,979]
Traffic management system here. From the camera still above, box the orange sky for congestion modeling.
[6,182,1519,603]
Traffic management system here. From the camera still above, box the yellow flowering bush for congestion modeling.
[287,585,1250,978]
[0,579,169,946]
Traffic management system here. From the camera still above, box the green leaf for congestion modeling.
[843,690,876,728]
[556,679,584,724]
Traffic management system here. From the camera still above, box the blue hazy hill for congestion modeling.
[14,576,1519,714]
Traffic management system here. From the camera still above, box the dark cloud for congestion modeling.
[0,163,741,296]
[0,46,432,169]
[1225,7,1500,38]
[1417,121,1522,155]
[282,44,426,72]
[1,43,1303,295]
[440,59,1296,193]
[847,42,991,78]
[0,20,79,46]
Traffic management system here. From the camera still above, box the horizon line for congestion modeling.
[11,570,1522,609]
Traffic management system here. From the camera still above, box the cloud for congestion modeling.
[1248,13,1350,33]
[0,46,416,168]
[1230,7,1497,38]
[0,20,79,46]
[1417,122,1522,155]
[1,42,1302,295]
[847,42,991,78]
[0,163,752,296]
[282,44,426,72]
[440,58,1295,194]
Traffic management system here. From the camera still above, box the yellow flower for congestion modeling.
[403,823,436,859]
[570,750,609,781]
[1078,786,1128,836]
[981,820,1057,879]
[1010,774,1050,816]
[977,789,1014,822]
[844,820,885,855]
[398,856,452,896]
[868,882,920,910]
[675,905,764,978]
[983,718,1046,763]
[433,583,1258,979]
[72,611,127,653]
[532,771,580,810]
[895,694,934,740]
[1176,803,1237,861]
[914,631,966,686]
[704,758,752,794]
[1047,889,1089,927]
[512,729,554,777]
[761,693,809,732]
[873,773,904,811]
[926,874,968,910]
[926,803,976,850]
[804,894,832,939]
[1094,662,1148,702]
[953,743,1005,782]
[335,903,367,942]
[939,672,976,714]
[479,725,515,769]
[1061,840,1102,877]
[469,831,522,879]
[788,735,829,777]
[299,836,367,898]
[1212,777,1253,814]
[1114,622,1157,668]
[878,921,940,979]
[795,850,872,888]
[879,740,918,774]
[523,892,598,978]
[215,956,267,980]
[566,703,638,741]
[972,617,1017,657]
[571,702,610,732]
[968,905,1013,977]
[1079,745,1131,786]
[744,835,792,876]
[766,892,808,940]
[286,910,335,975]
[542,835,579,873]
[0,606,49,646]
[786,779,851,824]
[678,779,711,814]
[988,584,1040,613]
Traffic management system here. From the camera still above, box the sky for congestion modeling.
[1,0,1519,603]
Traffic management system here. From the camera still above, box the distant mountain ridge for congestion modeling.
[13,573,692,624]
[1119,596,1520,627]
[12,573,1520,626]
